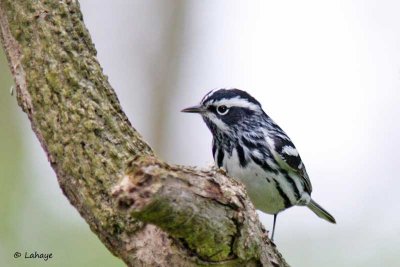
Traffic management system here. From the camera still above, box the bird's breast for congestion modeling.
[218,148,289,214]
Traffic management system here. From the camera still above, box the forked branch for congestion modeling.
[0,0,288,266]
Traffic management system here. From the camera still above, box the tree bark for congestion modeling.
[0,1,288,266]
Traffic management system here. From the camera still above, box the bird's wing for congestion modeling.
[269,135,313,193]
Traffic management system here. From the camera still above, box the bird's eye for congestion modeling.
[216,105,229,115]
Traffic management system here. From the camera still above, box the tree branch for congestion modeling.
[0,1,288,266]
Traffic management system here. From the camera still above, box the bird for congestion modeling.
[182,88,336,240]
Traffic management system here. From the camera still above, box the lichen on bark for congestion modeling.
[0,1,289,266]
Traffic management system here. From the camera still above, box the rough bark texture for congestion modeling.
[0,1,289,266]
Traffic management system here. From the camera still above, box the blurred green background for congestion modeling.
[2,1,400,267]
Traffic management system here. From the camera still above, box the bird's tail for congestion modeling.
[307,199,336,224]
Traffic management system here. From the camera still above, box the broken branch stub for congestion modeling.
[113,157,286,266]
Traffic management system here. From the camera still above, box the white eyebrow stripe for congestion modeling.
[212,97,260,111]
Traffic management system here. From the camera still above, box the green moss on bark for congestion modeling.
[0,1,289,266]
[0,0,152,264]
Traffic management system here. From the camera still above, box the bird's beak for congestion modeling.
[181,105,205,114]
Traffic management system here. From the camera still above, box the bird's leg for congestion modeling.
[271,213,278,241]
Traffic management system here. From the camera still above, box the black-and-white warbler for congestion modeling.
[182,89,336,240]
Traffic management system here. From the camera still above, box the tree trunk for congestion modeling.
[0,1,288,266]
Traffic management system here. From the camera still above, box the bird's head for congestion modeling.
[182,89,264,136]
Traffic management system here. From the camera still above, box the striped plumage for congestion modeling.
[182,89,335,240]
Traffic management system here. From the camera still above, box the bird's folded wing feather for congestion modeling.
[270,136,313,193]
